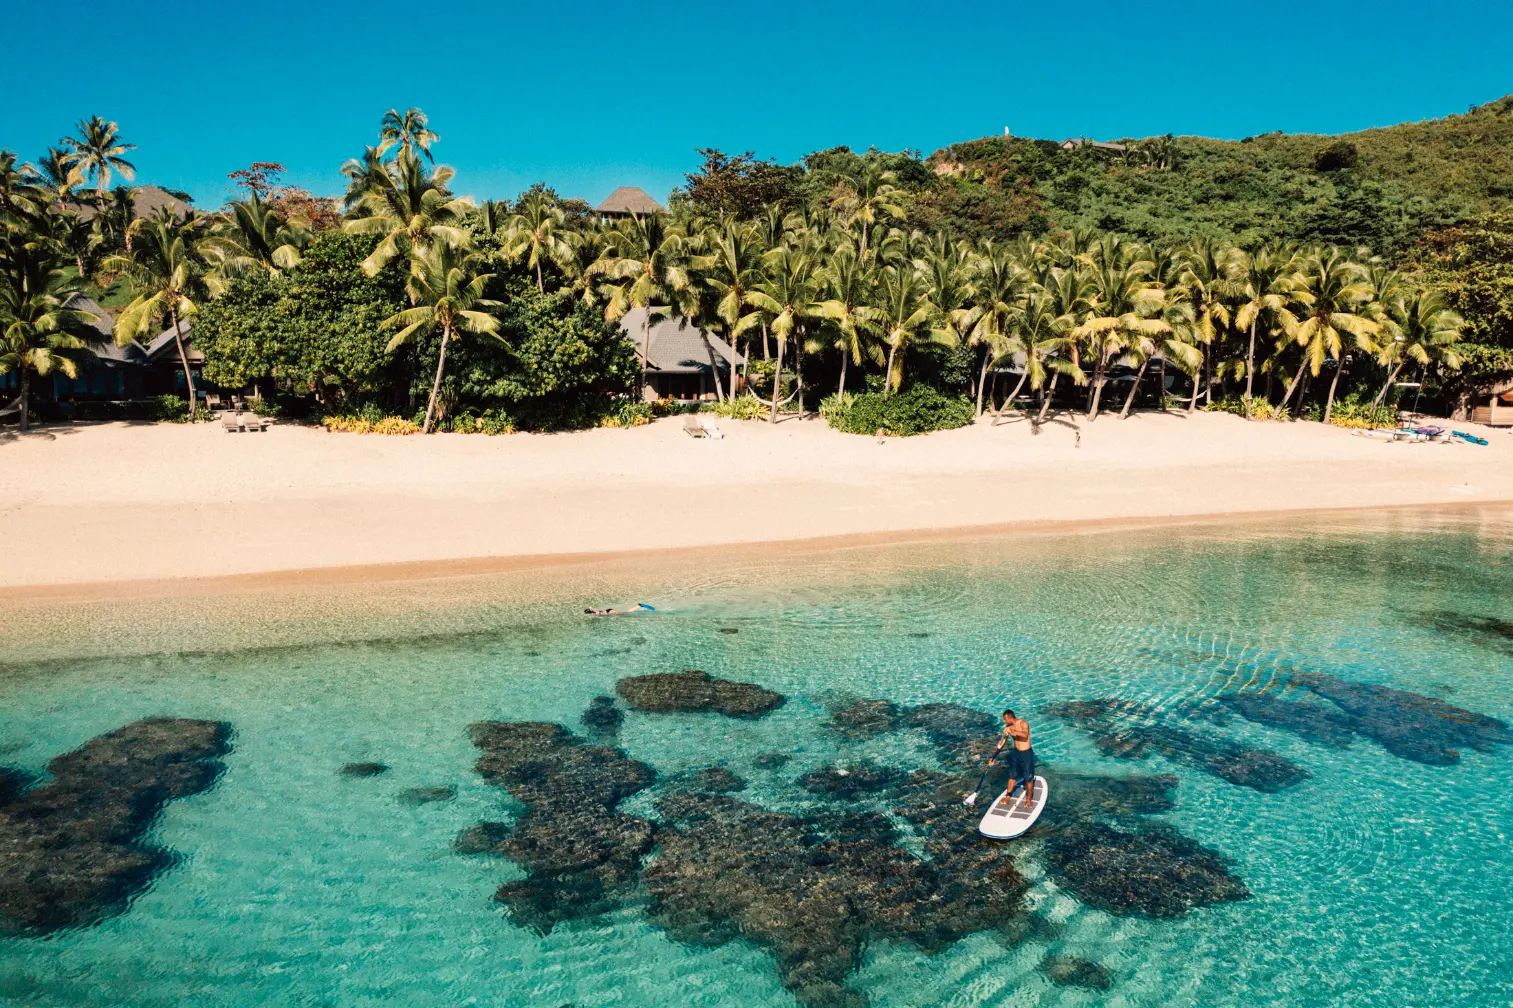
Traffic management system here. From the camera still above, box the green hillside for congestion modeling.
[913,95,1513,257]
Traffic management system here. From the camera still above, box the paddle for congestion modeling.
[962,744,1004,807]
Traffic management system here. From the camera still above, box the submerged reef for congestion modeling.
[1294,673,1513,766]
[1407,610,1513,654]
[1041,954,1115,991]
[464,721,657,932]
[466,697,1249,1003]
[646,791,1028,1008]
[1044,822,1250,918]
[686,766,747,792]
[797,761,906,800]
[339,761,389,777]
[615,670,786,719]
[579,696,624,734]
[0,717,231,935]
[1219,695,1357,749]
[829,699,904,739]
[1044,699,1311,792]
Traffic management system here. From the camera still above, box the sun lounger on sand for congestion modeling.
[701,417,724,440]
[222,413,242,433]
[683,415,708,438]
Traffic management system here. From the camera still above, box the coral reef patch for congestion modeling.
[829,699,903,740]
[686,767,747,792]
[1043,822,1250,918]
[0,717,231,935]
[464,721,657,932]
[1040,954,1114,990]
[579,696,623,733]
[615,670,786,719]
[1294,673,1513,766]
[645,791,1028,1008]
[797,761,906,800]
[339,762,389,777]
[1044,699,1311,792]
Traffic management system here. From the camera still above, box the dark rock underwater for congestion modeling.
[0,716,231,935]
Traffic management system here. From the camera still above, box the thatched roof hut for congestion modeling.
[596,186,664,217]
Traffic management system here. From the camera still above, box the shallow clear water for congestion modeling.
[2,508,1512,1007]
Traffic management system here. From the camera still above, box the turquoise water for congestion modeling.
[2,509,1511,1007]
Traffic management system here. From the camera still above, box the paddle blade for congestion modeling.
[962,791,978,806]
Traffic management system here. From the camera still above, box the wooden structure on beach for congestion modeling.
[619,308,743,402]
[1469,377,1513,426]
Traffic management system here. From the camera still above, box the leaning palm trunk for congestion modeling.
[169,305,197,419]
[638,313,651,401]
[1087,358,1107,421]
[18,370,29,432]
[975,351,991,417]
[1323,359,1345,423]
[1035,372,1060,424]
[1373,360,1406,408]
[1119,358,1150,419]
[794,329,806,419]
[423,325,452,434]
[836,351,848,400]
[535,260,544,294]
[994,370,1030,424]
[1157,356,1167,411]
[884,341,899,399]
[768,333,785,424]
[1279,357,1309,419]
[1243,319,1258,418]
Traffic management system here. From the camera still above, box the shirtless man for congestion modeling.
[987,709,1035,808]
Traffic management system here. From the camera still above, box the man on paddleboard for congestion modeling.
[987,709,1035,808]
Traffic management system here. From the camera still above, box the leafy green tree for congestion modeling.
[381,243,503,433]
[63,116,135,204]
[684,149,802,218]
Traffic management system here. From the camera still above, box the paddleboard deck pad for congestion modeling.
[978,776,1048,839]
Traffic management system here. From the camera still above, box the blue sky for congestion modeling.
[3,0,1510,208]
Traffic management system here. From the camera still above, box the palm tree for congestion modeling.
[344,149,473,276]
[64,116,136,204]
[876,263,941,396]
[207,192,309,276]
[693,217,768,399]
[829,164,904,257]
[593,213,692,396]
[377,108,439,162]
[1076,239,1166,420]
[1179,237,1241,413]
[1280,248,1379,421]
[24,148,86,206]
[102,185,138,252]
[1034,263,1094,423]
[103,210,214,416]
[380,243,503,433]
[503,191,572,293]
[0,234,94,431]
[746,244,818,422]
[1232,244,1302,416]
[962,246,1029,416]
[1371,290,1464,407]
[1117,276,1199,419]
[812,242,882,399]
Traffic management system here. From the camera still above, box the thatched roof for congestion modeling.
[596,186,664,215]
[75,185,192,223]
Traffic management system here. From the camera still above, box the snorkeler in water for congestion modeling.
[584,603,656,616]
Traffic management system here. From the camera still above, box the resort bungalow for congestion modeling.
[619,308,743,402]
[596,187,664,219]
[0,294,207,414]
[1466,377,1513,426]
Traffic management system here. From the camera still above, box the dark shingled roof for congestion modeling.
[620,308,742,374]
[596,186,664,215]
[61,294,143,365]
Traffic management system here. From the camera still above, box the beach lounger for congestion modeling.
[683,415,709,438]
[222,413,242,433]
[245,416,268,432]
[701,417,724,440]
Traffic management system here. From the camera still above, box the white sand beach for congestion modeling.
[2,411,1510,591]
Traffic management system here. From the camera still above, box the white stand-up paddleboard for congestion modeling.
[978,776,1048,839]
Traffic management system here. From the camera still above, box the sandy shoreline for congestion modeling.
[2,410,1510,594]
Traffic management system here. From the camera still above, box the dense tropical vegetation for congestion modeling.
[5,98,1512,435]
